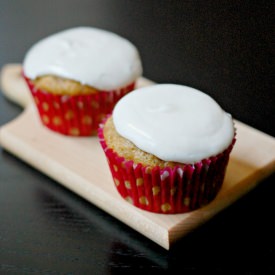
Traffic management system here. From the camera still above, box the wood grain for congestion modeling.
[1,64,274,249]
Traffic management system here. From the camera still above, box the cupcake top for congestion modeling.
[113,84,235,164]
[23,27,142,90]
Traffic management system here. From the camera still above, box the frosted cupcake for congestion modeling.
[98,84,236,214]
[23,27,142,136]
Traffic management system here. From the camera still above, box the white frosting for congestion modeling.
[113,84,234,164]
[23,27,142,90]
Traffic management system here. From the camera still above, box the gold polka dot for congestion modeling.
[65,110,74,120]
[184,197,190,206]
[124,180,131,189]
[106,95,114,103]
[136,178,144,186]
[161,203,171,212]
[82,115,92,125]
[53,116,62,126]
[145,167,151,174]
[53,101,60,109]
[139,196,149,205]
[91,101,99,109]
[77,101,84,109]
[69,128,80,136]
[114,178,120,186]
[42,102,49,111]
[113,165,118,172]
[125,196,133,204]
[170,187,177,196]
[42,115,49,124]
[152,186,160,196]
[34,96,39,105]
[97,114,105,123]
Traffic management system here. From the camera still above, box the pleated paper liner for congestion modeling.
[98,119,236,214]
[24,75,135,136]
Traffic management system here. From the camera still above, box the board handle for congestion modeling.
[0,63,155,109]
[0,64,32,108]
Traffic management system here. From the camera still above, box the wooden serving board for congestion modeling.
[1,64,275,250]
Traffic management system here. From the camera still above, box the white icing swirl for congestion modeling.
[113,84,234,164]
[23,27,142,90]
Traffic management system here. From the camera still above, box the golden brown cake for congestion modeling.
[32,75,98,96]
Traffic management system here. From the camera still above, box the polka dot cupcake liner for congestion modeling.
[98,121,236,214]
[24,76,135,136]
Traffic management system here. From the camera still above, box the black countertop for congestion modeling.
[0,1,274,274]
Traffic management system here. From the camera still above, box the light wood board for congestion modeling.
[1,64,275,250]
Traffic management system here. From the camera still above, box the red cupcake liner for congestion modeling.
[98,119,236,214]
[24,75,135,136]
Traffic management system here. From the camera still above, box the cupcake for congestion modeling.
[23,27,142,136]
[98,84,236,214]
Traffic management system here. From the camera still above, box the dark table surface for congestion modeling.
[0,1,274,274]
